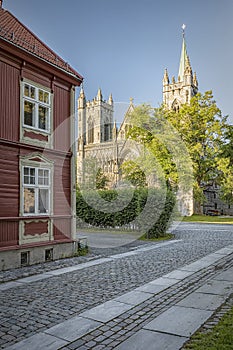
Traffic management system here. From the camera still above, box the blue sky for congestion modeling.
[4,0,233,122]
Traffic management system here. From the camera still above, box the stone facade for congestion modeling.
[77,92,140,188]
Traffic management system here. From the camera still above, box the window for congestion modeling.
[23,166,50,215]
[23,82,51,132]
[21,251,30,266]
[45,248,53,261]
[88,118,94,143]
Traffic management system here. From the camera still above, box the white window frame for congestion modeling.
[23,81,51,133]
[22,166,51,216]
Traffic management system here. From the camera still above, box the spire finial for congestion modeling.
[97,87,102,101]
[130,97,134,105]
[182,24,186,37]
[178,25,188,81]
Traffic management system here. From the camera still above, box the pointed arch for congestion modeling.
[172,99,180,113]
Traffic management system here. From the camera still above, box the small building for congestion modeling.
[203,185,233,216]
[0,2,83,270]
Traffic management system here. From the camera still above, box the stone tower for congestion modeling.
[163,26,198,111]
[77,88,114,185]
[162,26,198,216]
[77,87,114,146]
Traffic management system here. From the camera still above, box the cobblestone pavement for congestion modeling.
[59,253,233,350]
[0,222,233,349]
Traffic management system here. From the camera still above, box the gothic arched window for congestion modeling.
[172,99,180,113]
[88,118,94,143]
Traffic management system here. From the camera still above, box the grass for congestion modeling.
[183,305,233,349]
[77,227,135,235]
[77,227,174,241]
[182,214,233,224]
[139,233,174,241]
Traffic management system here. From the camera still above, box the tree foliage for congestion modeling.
[127,91,232,207]
[96,168,109,190]
[120,160,147,188]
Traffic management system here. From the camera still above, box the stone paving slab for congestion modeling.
[135,282,170,294]
[114,329,188,350]
[213,266,233,282]
[48,258,113,276]
[195,279,233,296]
[5,332,68,350]
[149,276,179,287]
[176,292,226,311]
[79,300,133,323]
[144,306,213,337]
[114,290,152,305]
[45,316,101,342]
[163,269,194,280]
[0,281,24,291]
[110,251,138,259]
[17,273,53,283]
[133,239,182,252]
[213,245,233,255]
[179,260,212,272]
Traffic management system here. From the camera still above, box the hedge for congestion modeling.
[76,187,175,238]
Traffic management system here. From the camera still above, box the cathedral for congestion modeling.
[77,28,198,215]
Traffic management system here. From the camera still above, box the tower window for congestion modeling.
[88,119,94,143]
[104,124,110,141]
[172,100,180,113]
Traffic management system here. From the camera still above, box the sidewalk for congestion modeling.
[3,244,233,350]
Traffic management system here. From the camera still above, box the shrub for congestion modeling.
[76,187,175,237]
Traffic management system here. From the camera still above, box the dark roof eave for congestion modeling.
[0,36,83,85]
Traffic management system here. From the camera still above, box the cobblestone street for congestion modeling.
[1,222,233,349]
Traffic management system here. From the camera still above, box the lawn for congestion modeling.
[182,214,233,224]
[183,304,233,349]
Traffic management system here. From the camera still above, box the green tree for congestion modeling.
[218,124,233,203]
[127,91,230,212]
[121,160,147,188]
[96,168,109,190]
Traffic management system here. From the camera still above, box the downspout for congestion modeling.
[70,85,77,241]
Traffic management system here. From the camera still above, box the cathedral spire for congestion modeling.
[78,84,86,108]
[163,68,169,84]
[96,87,102,101]
[193,71,198,87]
[108,93,113,105]
[178,24,188,81]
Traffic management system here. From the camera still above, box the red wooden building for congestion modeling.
[0,2,83,269]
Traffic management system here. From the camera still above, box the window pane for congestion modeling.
[24,84,29,97]
[38,106,48,130]
[24,100,35,127]
[39,90,49,104]
[30,86,35,99]
[38,189,49,213]
[38,169,49,185]
[23,167,35,185]
[44,92,49,104]
[29,168,35,184]
[24,84,35,99]
[24,188,35,213]
[38,90,49,104]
